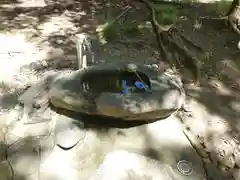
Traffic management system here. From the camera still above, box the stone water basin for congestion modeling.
[49,63,185,121]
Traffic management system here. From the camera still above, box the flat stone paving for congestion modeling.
[0,14,239,180]
[2,76,239,180]
[0,107,209,180]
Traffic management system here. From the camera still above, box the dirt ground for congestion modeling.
[0,0,240,180]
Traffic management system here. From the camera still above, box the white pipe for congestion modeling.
[76,34,87,69]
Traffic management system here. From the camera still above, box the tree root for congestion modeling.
[182,129,211,180]
[199,4,240,36]
[228,5,240,36]
[179,114,237,180]
[138,0,202,83]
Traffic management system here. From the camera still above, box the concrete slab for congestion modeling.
[90,150,204,180]
[112,116,206,180]
[89,150,175,180]
[40,129,114,180]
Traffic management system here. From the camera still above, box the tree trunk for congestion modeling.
[227,0,240,35]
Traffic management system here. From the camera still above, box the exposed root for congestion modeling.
[228,5,240,36]
[170,27,203,53]
[199,4,240,36]
[182,129,211,180]
[138,0,202,83]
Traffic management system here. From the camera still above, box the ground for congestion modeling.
[0,0,240,180]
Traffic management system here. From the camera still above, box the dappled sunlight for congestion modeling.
[91,150,173,179]
[89,149,204,180]
[208,78,233,95]
[179,98,210,135]
[180,75,240,178]
[221,59,240,75]
[203,131,237,170]
[113,117,206,178]
[184,80,240,136]
[0,33,44,83]
[146,118,190,147]
[0,0,240,180]
[38,14,78,37]
[207,114,231,133]
[219,59,240,90]
[0,0,45,8]
[40,146,81,180]
[0,33,34,53]
[16,0,46,8]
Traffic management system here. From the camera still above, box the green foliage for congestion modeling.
[103,22,119,41]
[96,20,119,44]
[121,22,141,37]
[154,5,179,25]
[97,3,179,44]
[97,20,142,44]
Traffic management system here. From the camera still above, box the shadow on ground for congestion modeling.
[0,0,240,179]
[0,118,209,180]
[0,0,238,69]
